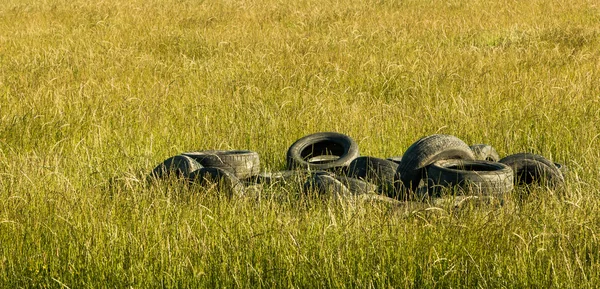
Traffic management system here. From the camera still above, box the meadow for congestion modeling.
[1,0,600,287]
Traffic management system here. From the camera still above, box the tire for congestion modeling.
[150,155,203,180]
[253,170,311,185]
[499,153,565,188]
[183,150,260,180]
[395,134,475,195]
[426,159,514,196]
[347,156,398,195]
[334,176,378,195]
[386,156,403,164]
[470,144,500,162]
[188,167,245,197]
[303,173,351,197]
[286,132,359,171]
[347,156,398,183]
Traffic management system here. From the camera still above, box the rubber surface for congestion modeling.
[303,173,351,198]
[183,150,260,180]
[252,170,311,185]
[499,153,564,188]
[188,167,245,197]
[286,132,359,171]
[347,156,398,196]
[395,134,475,196]
[426,159,514,196]
[150,155,203,180]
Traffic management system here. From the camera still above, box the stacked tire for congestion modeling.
[149,150,261,197]
[148,132,566,204]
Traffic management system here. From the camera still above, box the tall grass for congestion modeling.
[1,0,599,287]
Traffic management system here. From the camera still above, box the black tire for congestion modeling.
[426,159,514,196]
[386,156,403,164]
[347,156,398,183]
[253,170,311,185]
[188,167,245,197]
[347,156,398,195]
[149,155,203,180]
[183,150,260,180]
[499,153,564,188]
[286,132,359,171]
[470,144,500,162]
[303,173,351,197]
[334,175,378,195]
[396,134,475,195]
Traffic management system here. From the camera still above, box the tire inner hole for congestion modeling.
[301,141,345,164]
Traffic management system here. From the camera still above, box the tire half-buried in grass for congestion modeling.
[286,132,359,172]
[303,173,352,198]
[347,156,398,196]
[252,170,312,185]
[499,153,565,188]
[149,155,203,180]
[188,167,245,197]
[426,159,514,197]
[183,150,260,180]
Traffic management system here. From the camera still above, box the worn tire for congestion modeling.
[183,150,260,180]
[347,156,398,195]
[303,173,351,197]
[253,170,311,185]
[150,155,203,180]
[499,153,564,188]
[286,132,359,171]
[396,134,475,195]
[188,167,245,197]
[386,156,403,164]
[348,156,398,183]
[426,159,514,196]
[334,176,378,195]
[470,144,500,162]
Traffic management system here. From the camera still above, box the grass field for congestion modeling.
[1,0,600,287]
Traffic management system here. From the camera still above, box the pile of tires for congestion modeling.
[149,132,566,203]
